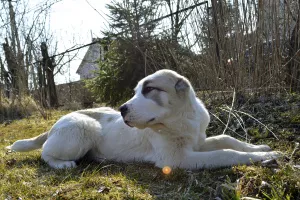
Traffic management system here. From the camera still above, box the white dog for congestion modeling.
[7,70,278,169]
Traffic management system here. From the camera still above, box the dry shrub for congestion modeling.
[0,95,38,122]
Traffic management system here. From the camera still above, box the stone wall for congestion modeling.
[56,81,96,107]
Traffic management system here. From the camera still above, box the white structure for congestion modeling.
[76,38,106,80]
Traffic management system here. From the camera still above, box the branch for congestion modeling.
[222,89,236,135]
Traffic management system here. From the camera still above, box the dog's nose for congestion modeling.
[119,105,128,117]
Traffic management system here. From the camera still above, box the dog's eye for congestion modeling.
[142,87,155,94]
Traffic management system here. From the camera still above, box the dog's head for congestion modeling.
[119,69,194,129]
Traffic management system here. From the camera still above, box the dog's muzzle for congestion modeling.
[119,104,133,127]
[119,104,128,117]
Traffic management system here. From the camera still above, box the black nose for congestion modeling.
[119,105,128,117]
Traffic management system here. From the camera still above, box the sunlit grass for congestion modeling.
[1,109,299,199]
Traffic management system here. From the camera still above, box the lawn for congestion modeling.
[1,94,300,199]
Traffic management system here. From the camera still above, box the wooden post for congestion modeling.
[41,42,58,108]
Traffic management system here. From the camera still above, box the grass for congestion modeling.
[0,95,39,123]
[1,95,300,199]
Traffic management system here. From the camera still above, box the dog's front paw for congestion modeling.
[251,151,282,164]
[255,144,272,152]
[245,144,272,152]
[262,151,283,161]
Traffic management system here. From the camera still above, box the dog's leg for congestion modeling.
[156,149,279,169]
[41,128,95,169]
[185,150,278,169]
[42,153,77,169]
[194,135,271,152]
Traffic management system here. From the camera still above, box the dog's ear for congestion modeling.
[175,78,190,94]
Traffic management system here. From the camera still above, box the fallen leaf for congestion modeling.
[261,159,278,168]
[6,159,16,167]
[293,165,300,169]
[97,186,110,194]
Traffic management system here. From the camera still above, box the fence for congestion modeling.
[55,81,95,108]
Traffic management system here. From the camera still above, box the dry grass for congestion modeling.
[0,95,39,123]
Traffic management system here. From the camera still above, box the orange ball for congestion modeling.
[162,166,172,175]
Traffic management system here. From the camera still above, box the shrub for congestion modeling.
[0,95,38,122]
[85,37,196,106]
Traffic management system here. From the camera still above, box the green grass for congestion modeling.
[1,108,299,199]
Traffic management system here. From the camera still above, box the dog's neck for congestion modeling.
[150,90,201,139]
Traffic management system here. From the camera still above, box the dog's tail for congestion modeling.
[6,132,48,152]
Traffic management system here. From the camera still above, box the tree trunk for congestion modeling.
[286,12,300,92]
[8,0,27,94]
[37,61,47,108]
[2,38,18,97]
[41,42,58,108]
[0,56,10,98]
[211,0,222,65]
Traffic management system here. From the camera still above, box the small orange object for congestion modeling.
[162,166,172,175]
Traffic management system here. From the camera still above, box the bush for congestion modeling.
[85,37,196,106]
[85,38,144,106]
[0,95,38,122]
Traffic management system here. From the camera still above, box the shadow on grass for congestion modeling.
[5,153,241,199]
[3,144,300,200]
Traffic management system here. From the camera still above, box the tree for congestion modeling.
[41,42,58,107]
[86,0,160,106]
[106,0,159,40]
[287,15,300,92]
[163,0,198,43]
[286,1,300,92]
[87,0,202,105]
[0,0,78,109]
[1,0,27,97]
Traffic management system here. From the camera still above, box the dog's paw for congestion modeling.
[263,151,283,160]
[244,144,272,152]
[49,160,77,169]
[250,151,282,164]
[255,144,272,152]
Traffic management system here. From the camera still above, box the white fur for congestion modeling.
[7,70,279,169]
